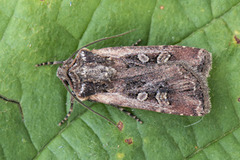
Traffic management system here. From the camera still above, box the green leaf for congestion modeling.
[0,0,240,159]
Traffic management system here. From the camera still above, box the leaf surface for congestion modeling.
[0,0,240,160]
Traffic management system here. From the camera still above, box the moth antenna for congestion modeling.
[35,61,64,67]
[58,96,74,126]
[117,107,143,124]
[67,29,136,61]
[62,81,119,128]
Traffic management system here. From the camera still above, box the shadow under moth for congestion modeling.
[36,31,212,128]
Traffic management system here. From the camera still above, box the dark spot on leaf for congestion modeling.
[117,121,123,131]
[124,138,133,145]
[234,35,240,44]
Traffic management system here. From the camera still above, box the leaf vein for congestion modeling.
[0,1,18,41]
[146,0,157,45]
[77,0,102,48]
[186,124,240,158]
[175,1,240,45]
[60,134,81,159]
[80,116,110,159]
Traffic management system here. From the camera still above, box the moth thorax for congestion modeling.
[78,65,116,82]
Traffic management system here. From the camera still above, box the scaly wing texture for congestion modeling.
[93,45,212,77]
[90,62,210,116]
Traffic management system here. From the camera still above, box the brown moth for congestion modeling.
[36,31,212,126]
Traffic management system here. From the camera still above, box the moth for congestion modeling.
[36,31,212,127]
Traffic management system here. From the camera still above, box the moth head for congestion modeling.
[56,59,73,86]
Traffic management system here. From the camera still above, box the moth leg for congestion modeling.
[132,39,141,46]
[58,96,74,126]
[115,106,143,124]
[35,61,64,67]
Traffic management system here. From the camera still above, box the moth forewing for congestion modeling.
[88,62,211,116]
[92,46,212,77]
[68,47,211,117]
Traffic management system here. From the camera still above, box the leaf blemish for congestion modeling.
[124,138,133,145]
[117,121,124,131]
[234,35,240,44]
